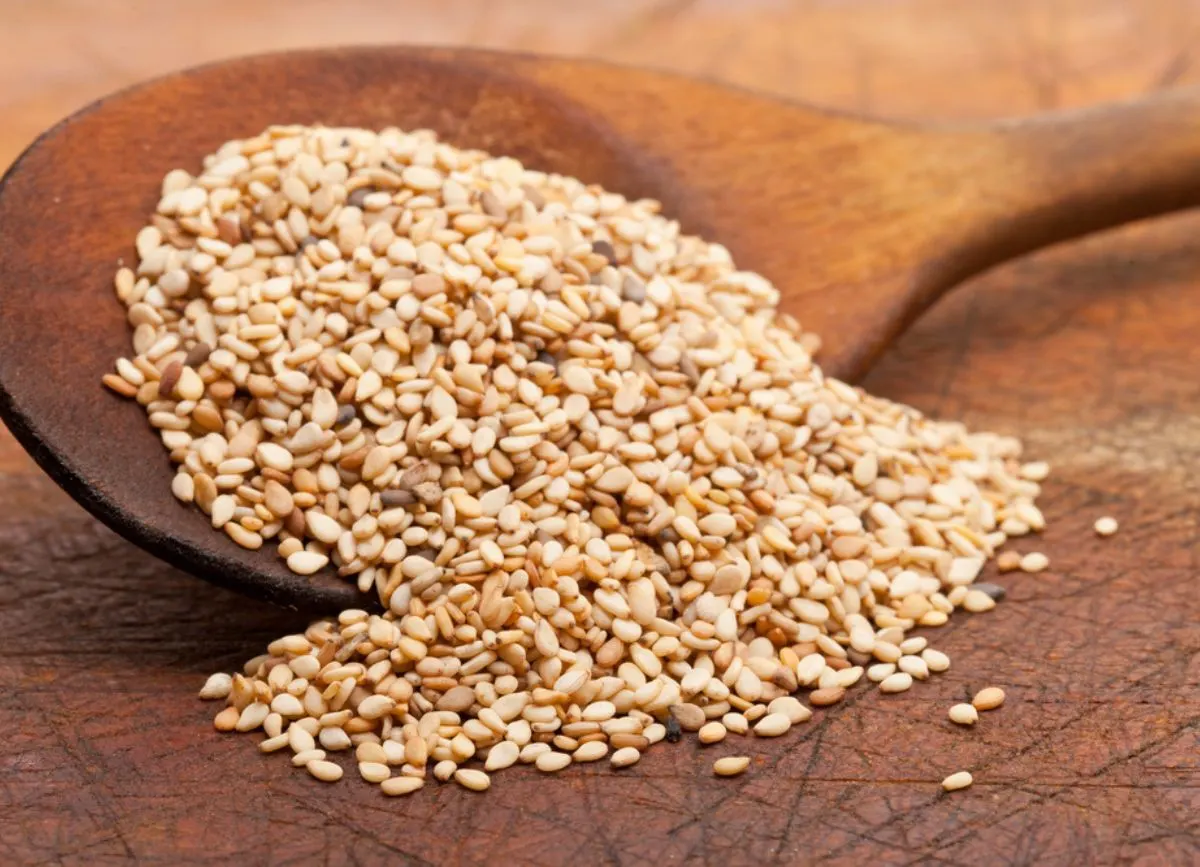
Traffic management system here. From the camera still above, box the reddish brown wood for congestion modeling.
[1,7,1199,864]
[4,46,1200,610]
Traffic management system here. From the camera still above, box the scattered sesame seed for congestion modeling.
[948,704,979,726]
[942,771,974,791]
[1094,516,1118,537]
[198,672,232,700]
[1020,552,1050,573]
[713,756,751,777]
[144,125,1053,799]
[972,687,1007,711]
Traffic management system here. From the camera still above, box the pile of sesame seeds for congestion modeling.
[107,124,1058,796]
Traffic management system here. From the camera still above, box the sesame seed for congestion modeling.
[535,751,572,773]
[879,672,914,694]
[573,741,609,763]
[753,713,791,737]
[942,771,974,791]
[713,756,751,777]
[381,776,425,796]
[307,760,344,782]
[921,649,951,673]
[199,672,232,700]
[1020,552,1050,573]
[1094,516,1118,537]
[698,722,727,744]
[996,551,1023,572]
[453,769,490,792]
[146,125,1053,800]
[358,762,391,783]
[610,747,641,768]
[972,687,1006,711]
[948,704,979,726]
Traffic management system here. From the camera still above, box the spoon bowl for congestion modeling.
[1,46,1198,609]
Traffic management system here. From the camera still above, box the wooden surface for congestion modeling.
[1,2,1198,865]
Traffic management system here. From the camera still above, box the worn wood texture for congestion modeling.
[1,2,1198,865]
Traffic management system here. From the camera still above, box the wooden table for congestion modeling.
[2,2,1198,864]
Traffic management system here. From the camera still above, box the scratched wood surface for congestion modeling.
[1,1,1198,865]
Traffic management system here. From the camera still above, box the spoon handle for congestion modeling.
[930,86,1200,285]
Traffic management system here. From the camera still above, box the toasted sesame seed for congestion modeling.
[670,703,706,731]
[972,687,1006,711]
[698,722,727,744]
[996,550,1023,572]
[942,771,973,791]
[809,688,845,707]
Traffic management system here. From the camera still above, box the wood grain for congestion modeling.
[1,2,1198,865]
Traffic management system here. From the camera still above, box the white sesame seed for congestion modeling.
[199,672,232,700]
[453,768,491,791]
[942,771,974,791]
[948,704,979,726]
[535,751,572,773]
[573,741,609,763]
[381,776,425,796]
[1020,552,1050,573]
[753,713,791,737]
[610,747,641,768]
[921,649,951,673]
[713,756,751,777]
[358,762,391,783]
[1094,516,1118,537]
[307,760,344,782]
[879,672,914,694]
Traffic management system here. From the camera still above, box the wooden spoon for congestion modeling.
[1,47,1198,611]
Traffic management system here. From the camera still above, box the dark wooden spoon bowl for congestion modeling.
[1,46,1198,610]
